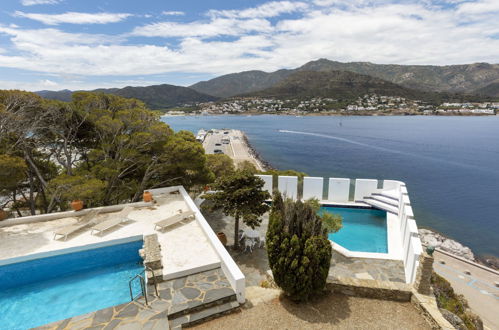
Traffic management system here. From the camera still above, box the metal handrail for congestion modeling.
[144,265,159,297]
[128,273,148,305]
[128,265,160,306]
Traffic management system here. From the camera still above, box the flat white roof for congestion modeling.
[0,193,221,279]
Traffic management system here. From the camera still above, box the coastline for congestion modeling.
[163,112,498,117]
[240,133,273,171]
[240,130,498,270]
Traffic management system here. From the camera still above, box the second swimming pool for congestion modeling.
[320,206,388,253]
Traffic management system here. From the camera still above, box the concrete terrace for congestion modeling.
[0,190,220,280]
[0,186,246,329]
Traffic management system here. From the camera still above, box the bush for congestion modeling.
[266,192,332,301]
[431,272,483,330]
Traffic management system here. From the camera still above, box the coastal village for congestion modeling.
[170,95,499,116]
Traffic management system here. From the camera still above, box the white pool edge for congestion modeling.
[320,201,403,261]
[0,235,143,266]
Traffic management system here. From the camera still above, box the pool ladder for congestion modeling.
[128,266,159,306]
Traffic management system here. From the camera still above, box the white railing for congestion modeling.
[175,186,246,303]
[256,175,423,284]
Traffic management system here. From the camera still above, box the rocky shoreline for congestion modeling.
[241,134,274,171]
[419,228,498,270]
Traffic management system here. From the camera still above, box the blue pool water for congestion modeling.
[0,240,144,330]
[320,206,388,253]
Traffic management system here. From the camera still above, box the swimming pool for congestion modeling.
[0,240,144,330]
[320,206,388,253]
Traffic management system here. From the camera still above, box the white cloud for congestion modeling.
[208,1,309,18]
[456,0,499,15]
[13,11,132,25]
[40,79,58,87]
[132,18,272,38]
[21,0,61,6]
[1,0,499,90]
[162,11,185,16]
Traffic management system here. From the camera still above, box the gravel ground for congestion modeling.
[192,291,431,330]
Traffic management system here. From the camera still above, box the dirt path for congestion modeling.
[192,290,431,330]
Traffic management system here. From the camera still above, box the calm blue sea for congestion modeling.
[162,115,499,258]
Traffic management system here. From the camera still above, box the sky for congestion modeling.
[0,0,498,91]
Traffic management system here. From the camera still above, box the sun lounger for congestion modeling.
[53,209,100,241]
[90,206,134,236]
[154,210,195,231]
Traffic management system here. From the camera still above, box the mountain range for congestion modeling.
[36,59,499,109]
[37,84,218,109]
[242,70,478,103]
[190,59,499,98]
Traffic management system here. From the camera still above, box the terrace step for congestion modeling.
[169,300,240,328]
[363,198,399,215]
[368,195,399,208]
[373,189,399,201]
[153,268,239,329]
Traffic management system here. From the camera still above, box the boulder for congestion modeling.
[440,309,466,330]
[418,228,475,261]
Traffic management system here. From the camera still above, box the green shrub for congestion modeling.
[431,272,483,330]
[266,192,332,301]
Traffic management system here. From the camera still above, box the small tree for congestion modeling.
[48,174,106,209]
[237,160,258,174]
[204,170,270,249]
[266,192,334,301]
[206,154,235,178]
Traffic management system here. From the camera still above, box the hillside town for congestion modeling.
[175,95,499,116]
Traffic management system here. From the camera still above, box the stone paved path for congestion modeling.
[35,268,236,330]
[329,250,406,283]
[36,299,169,330]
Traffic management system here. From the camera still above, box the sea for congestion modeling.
[162,115,499,258]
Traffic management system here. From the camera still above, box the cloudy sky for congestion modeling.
[0,0,498,91]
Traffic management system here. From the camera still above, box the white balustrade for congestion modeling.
[354,179,378,201]
[277,176,298,200]
[328,178,350,202]
[302,177,324,200]
[255,175,273,195]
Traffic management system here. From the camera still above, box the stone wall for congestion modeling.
[326,277,412,302]
[411,291,455,330]
[140,234,163,283]
[414,252,434,295]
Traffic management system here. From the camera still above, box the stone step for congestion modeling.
[167,289,237,320]
[363,198,399,215]
[169,300,240,329]
[368,195,399,208]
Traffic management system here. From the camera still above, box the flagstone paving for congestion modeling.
[329,250,406,283]
[34,268,237,330]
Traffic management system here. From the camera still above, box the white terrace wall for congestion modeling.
[383,180,404,191]
[302,177,323,200]
[278,176,298,200]
[267,175,423,284]
[255,175,273,195]
[354,179,378,202]
[328,178,350,202]
[175,186,247,303]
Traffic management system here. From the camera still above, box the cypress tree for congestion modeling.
[266,192,333,301]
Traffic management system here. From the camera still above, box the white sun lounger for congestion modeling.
[154,210,195,231]
[53,209,100,241]
[90,206,134,236]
